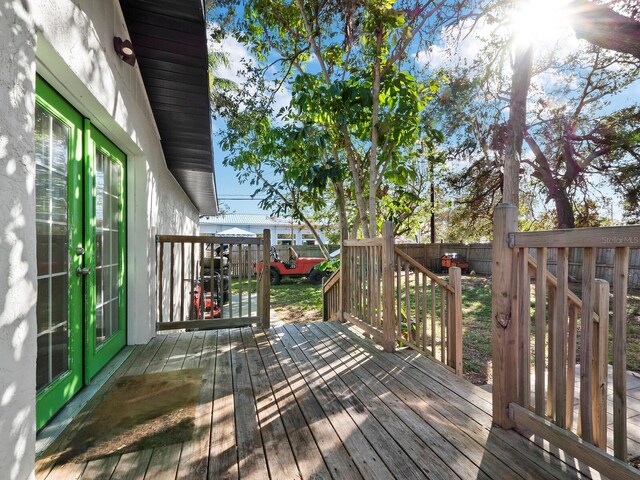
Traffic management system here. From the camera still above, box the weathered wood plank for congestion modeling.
[145,445,182,480]
[535,247,547,416]
[511,225,640,248]
[251,329,333,480]
[286,323,448,480]
[491,204,519,428]
[593,279,610,449]
[240,327,301,479]
[124,336,165,376]
[157,317,260,331]
[81,455,119,480]
[566,304,578,429]
[228,329,269,479]
[299,323,482,480]
[580,247,596,443]
[44,462,85,480]
[110,449,153,480]
[613,246,630,460]
[145,333,180,374]
[554,247,569,428]
[274,325,393,480]
[510,403,640,480]
[163,332,193,372]
[326,322,593,480]
[176,330,217,480]
[208,330,238,479]
[260,328,364,480]
[517,249,531,406]
[182,330,206,370]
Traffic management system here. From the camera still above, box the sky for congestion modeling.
[209,1,638,221]
[211,35,291,215]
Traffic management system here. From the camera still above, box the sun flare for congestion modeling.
[510,0,573,50]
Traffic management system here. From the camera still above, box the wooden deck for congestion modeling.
[37,321,607,479]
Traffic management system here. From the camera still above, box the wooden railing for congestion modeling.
[394,248,463,374]
[155,231,270,331]
[325,221,464,374]
[493,205,639,479]
[322,270,341,321]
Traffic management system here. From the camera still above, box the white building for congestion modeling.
[1,1,217,477]
[200,214,330,246]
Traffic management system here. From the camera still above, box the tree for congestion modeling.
[568,0,640,60]
[427,1,640,229]
[211,0,469,237]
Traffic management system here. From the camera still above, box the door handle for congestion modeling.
[76,267,91,277]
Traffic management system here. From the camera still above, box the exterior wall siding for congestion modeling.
[0,1,203,477]
[0,2,38,479]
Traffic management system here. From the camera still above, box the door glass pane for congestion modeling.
[95,152,122,346]
[35,104,70,392]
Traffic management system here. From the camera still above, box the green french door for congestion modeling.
[35,78,127,429]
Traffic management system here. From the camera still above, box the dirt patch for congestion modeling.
[44,369,201,465]
[274,305,323,323]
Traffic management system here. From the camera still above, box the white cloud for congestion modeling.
[209,34,292,117]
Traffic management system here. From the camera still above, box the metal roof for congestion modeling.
[200,214,305,228]
[120,0,218,215]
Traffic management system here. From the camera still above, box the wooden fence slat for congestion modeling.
[430,282,436,357]
[593,279,609,449]
[381,222,395,352]
[517,248,531,407]
[440,285,446,364]
[535,247,547,416]
[191,242,196,319]
[449,267,463,375]
[566,304,577,430]
[170,242,175,322]
[422,274,427,351]
[554,247,569,428]
[547,286,556,418]
[613,246,629,460]
[158,241,164,323]
[181,242,185,321]
[579,247,596,442]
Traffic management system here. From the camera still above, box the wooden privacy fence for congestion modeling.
[155,231,270,331]
[493,207,640,480]
[397,241,640,288]
[322,222,464,374]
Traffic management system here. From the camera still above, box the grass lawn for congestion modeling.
[264,274,640,386]
[270,277,324,323]
[458,275,640,385]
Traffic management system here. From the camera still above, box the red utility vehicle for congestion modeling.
[440,252,471,273]
[257,246,328,285]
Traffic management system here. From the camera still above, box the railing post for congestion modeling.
[492,203,519,429]
[340,225,349,320]
[449,266,463,375]
[261,229,271,328]
[593,278,610,449]
[382,221,396,353]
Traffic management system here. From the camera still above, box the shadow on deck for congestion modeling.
[37,321,604,479]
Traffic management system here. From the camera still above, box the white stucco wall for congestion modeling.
[35,0,200,345]
[0,1,203,477]
[0,3,38,479]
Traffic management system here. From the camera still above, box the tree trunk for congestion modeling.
[332,180,349,240]
[569,0,640,60]
[369,24,383,238]
[430,159,436,243]
[550,184,576,229]
[299,216,331,258]
[504,44,533,206]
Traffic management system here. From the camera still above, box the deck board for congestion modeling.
[37,322,614,480]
